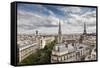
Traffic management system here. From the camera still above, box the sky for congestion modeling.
[17,3,96,34]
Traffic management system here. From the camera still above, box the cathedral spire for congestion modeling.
[58,20,62,43]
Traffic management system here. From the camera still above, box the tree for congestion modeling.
[19,39,56,65]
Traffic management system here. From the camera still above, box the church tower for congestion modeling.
[79,22,87,43]
[58,20,62,43]
[83,22,87,35]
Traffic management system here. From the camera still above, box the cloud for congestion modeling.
[17,10,60,33]
[59,6,82,14]
[17,4,96,34]
[62,8,96,27]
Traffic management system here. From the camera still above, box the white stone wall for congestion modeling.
[19,44,38,62]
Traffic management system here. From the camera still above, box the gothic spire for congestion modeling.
[58,20,62,43]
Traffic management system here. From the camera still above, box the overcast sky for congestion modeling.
[17,3,96,34]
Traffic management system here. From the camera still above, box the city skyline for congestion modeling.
[17,3,96,34]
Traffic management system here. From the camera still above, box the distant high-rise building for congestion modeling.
[36,30,38,36]
[83,22,87,35]
[35,30,38,40]
[35,30,39,45]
